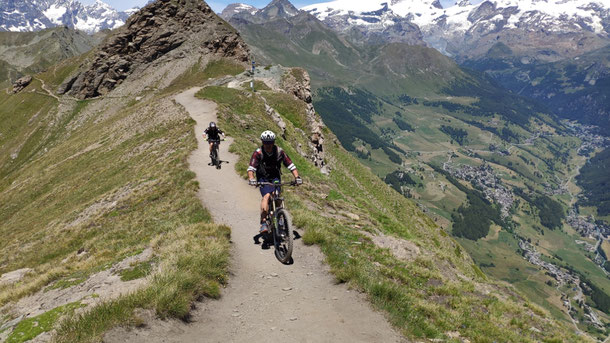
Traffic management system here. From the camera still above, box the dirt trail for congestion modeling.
[104,88,404,342]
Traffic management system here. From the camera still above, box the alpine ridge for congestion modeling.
[220,0,300,24]
[0,0,138,33]
[303,0,610,60]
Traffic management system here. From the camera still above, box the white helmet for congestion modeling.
[260,130,276,142]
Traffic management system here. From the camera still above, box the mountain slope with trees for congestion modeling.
[0,0,595,341]
[224,1,610,336]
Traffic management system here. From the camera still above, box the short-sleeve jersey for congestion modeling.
[247,145,296,180]
[204,127,224,141]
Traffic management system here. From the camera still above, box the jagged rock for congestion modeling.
[11,75,32,93]
[281,68,312,104]
[281,68,327,172]
[59,0,249,99]
[264,103,287,136]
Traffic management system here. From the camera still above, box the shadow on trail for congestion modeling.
[252,230,301,265]
[207,159,229,169]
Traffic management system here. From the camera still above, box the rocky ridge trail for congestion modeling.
[59,0,249,99]
[103,87,405,342]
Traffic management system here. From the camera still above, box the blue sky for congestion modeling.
[81,0,465,12]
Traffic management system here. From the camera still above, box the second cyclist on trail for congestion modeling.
[247,130,302,233]
[203,121,225,165]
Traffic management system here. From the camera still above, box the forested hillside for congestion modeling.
[577,148,610,218]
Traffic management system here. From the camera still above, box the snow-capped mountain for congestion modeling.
[303,0,610,60]
[220,0,299,24]
[0,0,139,33]
[220,3,259,20]
[300,0,433,45]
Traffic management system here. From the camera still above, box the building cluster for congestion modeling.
[563,122,608,156]
[567,210,610,240]
[443,163,514,218]
[519,240,577,285]
[519,240,605,329]
[543,182,569,196]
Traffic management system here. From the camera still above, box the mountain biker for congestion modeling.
[203,121,225,162]
[248,130,302,233]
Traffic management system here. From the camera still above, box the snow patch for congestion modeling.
[43,4,68,25]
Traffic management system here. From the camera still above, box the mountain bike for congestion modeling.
[254,180,296,264]
[208,139,224,169]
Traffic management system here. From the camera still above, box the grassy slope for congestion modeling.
[312,84,610,333]
[233,14,364,88]
[0,58,245,342]
[232,14,610,336]
[196,83,584,342]
[0,27,101,83]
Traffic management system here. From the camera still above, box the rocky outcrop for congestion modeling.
[0,268,32,285]
[264,102,287,136]
[11,75,32,93]
[60,0,250,99]
[281,68,327,174]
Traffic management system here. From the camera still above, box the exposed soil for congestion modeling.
[103,88,405,342]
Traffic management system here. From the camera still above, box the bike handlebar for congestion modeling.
[255,181,298,187]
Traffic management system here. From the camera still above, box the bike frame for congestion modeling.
[257,181,294,221]
[208,139,223,168]
[255,181,296,263]
[258,182,295,227]
[209,139,221,152]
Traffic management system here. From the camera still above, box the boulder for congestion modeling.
[11,75,33,94]
[0,268,32,285]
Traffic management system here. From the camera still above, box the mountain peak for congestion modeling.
[0,0,135,33]
[455,0,471,6]
[60,0,249,98]
[258,0,300,20]
[220,3,259,20]
[90,0,112,9]
[303,0,446,25]
[304,0,609,58]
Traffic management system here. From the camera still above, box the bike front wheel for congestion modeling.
[273,209,293,264]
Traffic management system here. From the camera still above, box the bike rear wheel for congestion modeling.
[273,209,293,264]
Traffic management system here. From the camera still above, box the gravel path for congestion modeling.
[104,88,404,343]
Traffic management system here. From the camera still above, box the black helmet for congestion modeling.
[209,122,216,128]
